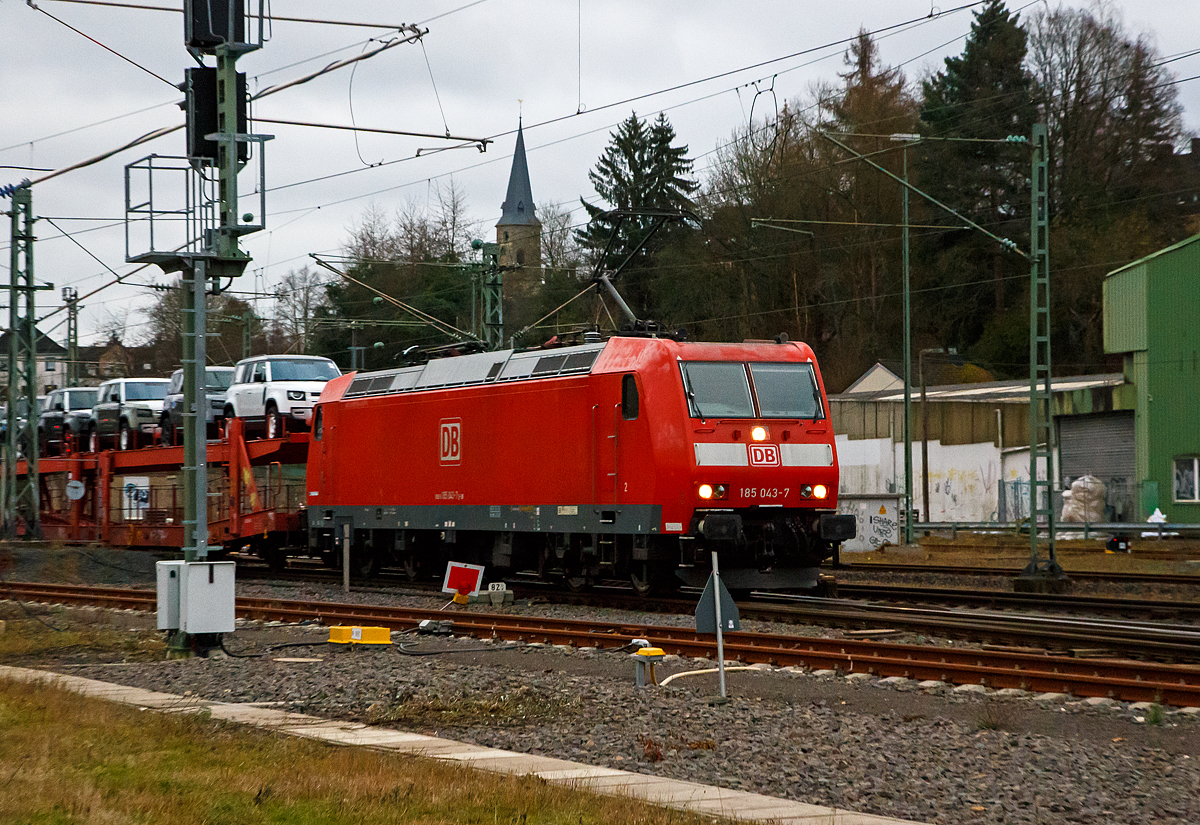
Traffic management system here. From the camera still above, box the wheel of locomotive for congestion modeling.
[344,544,379,579]
[118,421,133,451]
[265,404,282,439]
[564,570,591,593]
[630,561,658,597]
[402,552,422,582]
[630,561,677,598]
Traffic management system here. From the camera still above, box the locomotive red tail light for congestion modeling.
[800,485,812,498]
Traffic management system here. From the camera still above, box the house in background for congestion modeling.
[0,327,68,393]
[831,231,1200,538]
[831,373,1132,537]
[1104,233,1200,522]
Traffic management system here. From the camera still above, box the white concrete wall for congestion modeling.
[837,435,1005,523]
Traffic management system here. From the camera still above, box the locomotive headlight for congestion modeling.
[698,484,714,500]
[751,425,768,441]
[813,484,828,499]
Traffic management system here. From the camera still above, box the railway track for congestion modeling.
[833,584,1200,621]
[236,564,1200,647]
[832,562,1200,586]
[5,580,1200,707]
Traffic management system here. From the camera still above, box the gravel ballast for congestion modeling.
[3,546,1199,824]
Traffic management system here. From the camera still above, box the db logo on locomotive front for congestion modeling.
[748,444,781,466]
[439,419,462,465]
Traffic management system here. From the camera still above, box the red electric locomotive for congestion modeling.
[305,334,855,593]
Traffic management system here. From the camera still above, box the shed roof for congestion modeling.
[1105,233,1200,279]
[831,373,1124,404]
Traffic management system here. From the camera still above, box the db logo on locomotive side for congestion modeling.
[439,419,462,465]
[748,444,781,466]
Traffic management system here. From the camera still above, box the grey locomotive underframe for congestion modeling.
[309,503,854,589]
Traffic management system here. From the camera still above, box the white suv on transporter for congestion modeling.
[224,355,341,438]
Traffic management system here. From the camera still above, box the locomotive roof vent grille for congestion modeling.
[563,350,600,371]
[346,377,374,396]
[341,342,605,398]
[532,354,568,375]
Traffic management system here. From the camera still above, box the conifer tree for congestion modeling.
[576,112,696,318]
[917,0,1035,368]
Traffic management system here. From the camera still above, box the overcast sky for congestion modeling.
[1,0,1196,355]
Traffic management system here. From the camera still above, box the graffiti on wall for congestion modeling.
[838,498,899,551]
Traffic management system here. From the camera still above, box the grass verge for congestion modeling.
[0,610,164,664]
[0,675,708,825]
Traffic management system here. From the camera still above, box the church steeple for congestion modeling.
[498,120,538,226]
[495,119,541,268]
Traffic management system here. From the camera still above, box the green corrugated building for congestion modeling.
[1104,234,1200,521]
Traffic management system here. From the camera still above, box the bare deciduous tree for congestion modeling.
[538,201,583,275]
[273,265,328,354]
[1029,1,1183,219]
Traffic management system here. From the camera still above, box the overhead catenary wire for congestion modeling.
[23,27,427,189]
[309,254,476,343]
[28,1,178,89]
[260,2,984,200]
[38,0,429,30]
[11,0,1185,344]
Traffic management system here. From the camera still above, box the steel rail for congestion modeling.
[735,596,1200,659]
[831,562,1200,585]
[5,581,1200,706]
[234,568,1200,655]
[807,584,1200,620]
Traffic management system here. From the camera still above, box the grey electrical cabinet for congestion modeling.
[156,560,235,634]
[181,561,236,634]
[156,560,186,630]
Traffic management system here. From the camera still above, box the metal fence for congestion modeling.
[999,476,1139,524]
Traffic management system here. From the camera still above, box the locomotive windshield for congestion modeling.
[680,361,824,420]
[750,362,823,419]
[680,362,755,418]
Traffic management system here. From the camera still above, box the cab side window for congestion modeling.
[621,374,639,421]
